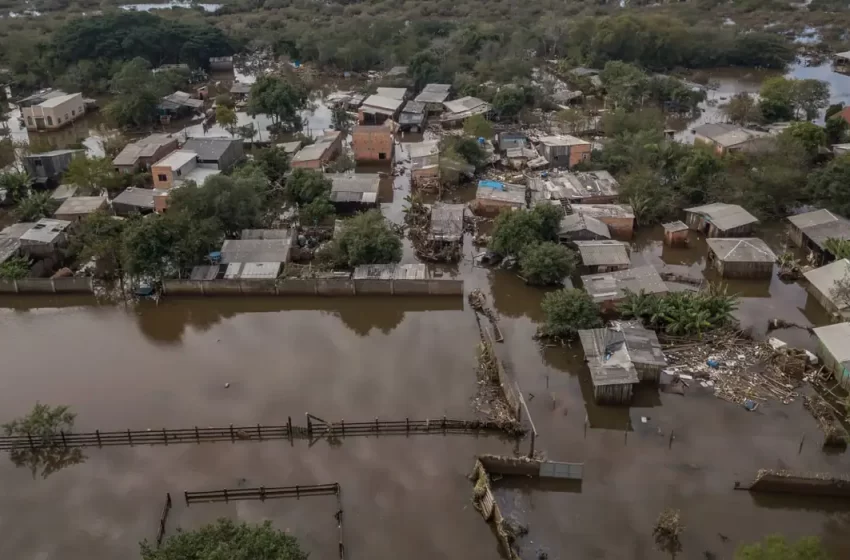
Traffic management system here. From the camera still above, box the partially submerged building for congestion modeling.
[472,180,526,216]
[537,135,592,168]
[581,265,668,310]
[219,235,295,265]
[375,87,408,101]
[19,90,85,131]
[53,196,108,223]
[574,240,630,274]
[291,131,343,169]
[804,259,850,318]
[505,146,546,170]
[158,91,204,121]
[359,94,404,125]
[813,322,850,389]
[399,100,426,133]
[229,82,251,100]
[415,84,451,113]
[112,133,178,173]
[19,218,71,258]
[693,123,771,155]
[353,263,427,281]
[441,97,490,125]
[529,170,619,205]
[352,125,393,162]
[684,203,758,238]
[579,326,666,405]
[328,173,381,210]
[787,209,850,261]
[23,149,84,187]
[409,140,440,189]
[429,203,466,245]
[112,187,156,216]
[662,221,689,247]
[706,238,776,279]
[558,213,611,244]
[833,50,850,75]
[571,204,635,239]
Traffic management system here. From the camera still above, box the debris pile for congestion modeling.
[652,509,683,558]
[803,395,849,449]
[469,289,503,341]
[472,336,517,431]
[403,195,462,262]
[663,334,805,406]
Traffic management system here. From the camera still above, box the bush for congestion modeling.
[618,288,737,336]
[540,288,602,339]
[519,242,576,285]
[0,256,31,280]
[490,204,562,256]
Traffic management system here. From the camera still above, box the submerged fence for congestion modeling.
[0,415,521,451]
[0,277,94,294]
[162,277,463,297]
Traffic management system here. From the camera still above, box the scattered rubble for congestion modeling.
[803,394,849,449]
[472,335,517,430]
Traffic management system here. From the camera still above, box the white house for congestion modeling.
[21,91,86,131]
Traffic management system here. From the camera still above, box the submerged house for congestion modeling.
[693,123,771,155]
[112,133,178,174]
[359,94,404,125]
[574,240,630,274]
[19,90,86,131]
[684,203,758,238]
[291,131,343,169]
[706,238,776,279]
[813,322,850,389]
[579,325,666,405]
[352,125,394,163]
[158,91,204,121]
[804,259,850,319]
[529,170,619,205]
[834,51,850,75]
[112,187,156,216]
[581,266,668,310]
[399,100,426,133]
[787,209,850,261]
[328,173,381,211]
[558,213,611,244]
[472,180,526,216]
[663,221,689,247]
[571,204,635,239]
[22,149,84,187]
[428,203,466,248]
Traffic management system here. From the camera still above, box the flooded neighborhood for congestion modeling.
[3,4,850,560]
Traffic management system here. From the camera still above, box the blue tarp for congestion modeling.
[478,180,505,191]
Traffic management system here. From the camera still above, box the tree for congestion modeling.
[0,171,30,204]
[825,103,844,121]
[491,86,527,119]
[300,194,335,226]
[489,204,561,256]
[253,146,291,184]
[331,106,352,132]
[63,156,120,195]
[440,136,489,170]
[15,192,59,221]
[71,210,127,278]
[794,79,830,121]
[330,210,402,267]
[519,242,576,285]
[0,256,31,280]
[463,114,494,139]
[215,94,235,109]
[735,535,830,560]
[248,75,309,131]
[3,403,84,479]
[106,90,160,129]
[759,77,796,122]
[809,155,850,216]
[539,288,602,340]
[824,238,850,260]
[601,61,649,110]
[285,168,332,205]
[170,172,266,238]
[216,105,238,136]
[780,122,826,163]
[723,93,761,125]
[825,115,849,145]
[140,518,308,560]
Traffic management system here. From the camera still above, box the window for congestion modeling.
[46,116,53,126]
[57,118,61,124]
[71,110,75,116]
[26,117,33,126]
[157,174,167,182]
[175,169,181,177]
[581,152,589,161]
[378,152,387,160]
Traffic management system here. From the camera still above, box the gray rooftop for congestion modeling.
[386,66,409,76]
[54,196,106,216]
[353,263,427,280]
[582,266,668,303]
[538,135,591,147]
[241,228,296,240]
[0,236,21,264]
[376,87,408,100]
[694,123,768,148]
[182,137,240,161]
[574,240,630,267]
[788,209,843,230]
[328,173,380,204]
[51,184,79,201]
[402,100,426,114]
[813,322,850,366]
[230,82,252,95]
[559,213,611,239]
[429,204,466,242]
[530,171,619,202]
[361,94,404,114]
[802,218,850,252]
[476,182,526,205]
[685,203,758,231]
[415,83,451,104]
[219,239,292,264]
[1,222,36,240]
[276,141,302,154]
[578,328,640,387]
[19,218,71,244]
[112,187,155,209]
[706,238,776,263]
[190,264,221,281]
[804,259,850,310]
[224,261,281,280]
[662,220,689,233]
[113,133,175,166]
[442,96,490,120]
[572,203,635,219]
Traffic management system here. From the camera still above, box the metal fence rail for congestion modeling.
[0,416,521,451]
[185,483,340,504]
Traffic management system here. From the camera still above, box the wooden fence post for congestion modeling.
[195,426,200,444]
[128,430,133,446]
[229,424,235,442]
[27,433,34,450]
[61,430,67,448]
[257,424,262,441]
[341,419,345,436]
[287,416,293,445]
[307,415,312,438]
[96,430,102,448]
[162,428,167,446]
[184,491,189,505]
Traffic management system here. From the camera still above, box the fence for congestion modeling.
[736,471,850,498]
[155,493,172,548]
[162,277,463,297]
[0,415,521,451]
[0,277,93,294]
[180,482,345,559]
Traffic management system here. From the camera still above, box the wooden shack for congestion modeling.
[558,213,611,244]
[579,328,639,405]
[662,221,689,247]
[684,203,758,238]
[803,259,850,318]
[705,238,776,279]
[787,209,850,262]
[813,323,850,389]
[574,240,630,274]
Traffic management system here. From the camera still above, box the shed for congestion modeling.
[359,94,404,124]
[662,221,689,247]
[788,209,843,247]
[23,149,84,186]
[399,100,426,132]
[537,135,592,168]
[578,328,640,405]
[209,56,234,71]
[706,238,776,279]
[571,204,635,239]
[441,97,490,124]
[51,184,79,201]
[787,209,850,260]
[497,131,528,152]
[19,218,71,257]
[472,180,526,216]
[112,187,155,216]
[53,196,107,222]
[529,171,618,204]
[328,173,381,208]
[429,203,466,243]
[415,84,451,109]
[408,140,440,186]
[219,239,293,264]
[558,213,611,243]
[804,259,850,318]
[224,262,281,280]
[229,82,251,97]
[581,266,668,309]
[684,203,758,237]
[574,240,630,273]
[190,264,223,281]
[291,132,343,169]
[813,323,850,389]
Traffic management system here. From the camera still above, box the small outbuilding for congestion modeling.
[53,196,108,222]
[112,133,178,174]
[219,238,294,264]
[581,266,668,310]
[399,100,426,132]
[558,213,611,244]
[429,203,466,244]
[579,328,637,405]
[574,240,630,274]
[684,203,758,238]
[804,259,850,318]
[537,135,592,168]
[787,209,850,261]
[359,94,404,125]
[571,204,635,239]
[112,187,155,216]
[472,180,526,216]
[291,131,343,169]
[414,84,451,113]
[441,97,490,125]
[328,173,381,210]
[18,218,71,258]
[813,322,850,389]
[833,51,850,75]
[662,221,689,247]
[788,209,844,247]
[706,238,776,279]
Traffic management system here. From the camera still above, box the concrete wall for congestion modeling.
[0,277,93,293]
[162,277,463,296]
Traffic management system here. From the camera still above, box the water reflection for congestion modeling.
[8,444,86,479]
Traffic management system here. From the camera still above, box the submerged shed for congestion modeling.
[813,322,850,389]
[353,263,427,280]
[706,238,776,279]
[472,180,526,216]
[429,203,466,243]
[804,259,850,318]
[579,328,640,405]
[788,209,850,260]
[662,221,689,247]
[684,203,758,238]
[328,173,381,209]
[558,213,611,243]
[574,240,630,273]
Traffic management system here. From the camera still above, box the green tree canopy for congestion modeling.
[735,535,830,560]
[15,192,59,222]
[248,75,309,131]
[808,154,850,216]
[463,114,494,139]
[285,168,332,205]
[63,155,121,195]
[519,242,576,285]
[490,204,562,256]
[329,210,403,268]
[140,518,309,560]
[71,210,127,277]
[539,288,602,340]
[779,121,826,162]
[0,256,31,280]
[0,171,30,204]
[169,172,267,238]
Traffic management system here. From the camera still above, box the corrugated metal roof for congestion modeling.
[662,220,688,233]
[530,171,619,202]
[814,322,850,364]
[376,87,407,100]
[183,138,240,162]
[328,173,380,204]
[414,84,451,104]
[113,187,155,209]
[361,94,403,113]
[578,328,640,387]
[219,239,292,264]
[804,259,850,309]
[240,229,295,240]
[803,219,850,252]
[559,213,611,239]
[54,196,107,216]
[582,266,668,303]
[788,209,842,230]
[685,203,758,231]
[429,204,466,242]
[572,203,634,219]
[190,264,220,281]
[574,240,630,267]
[19,218,71,244]
[706,238,776,263]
